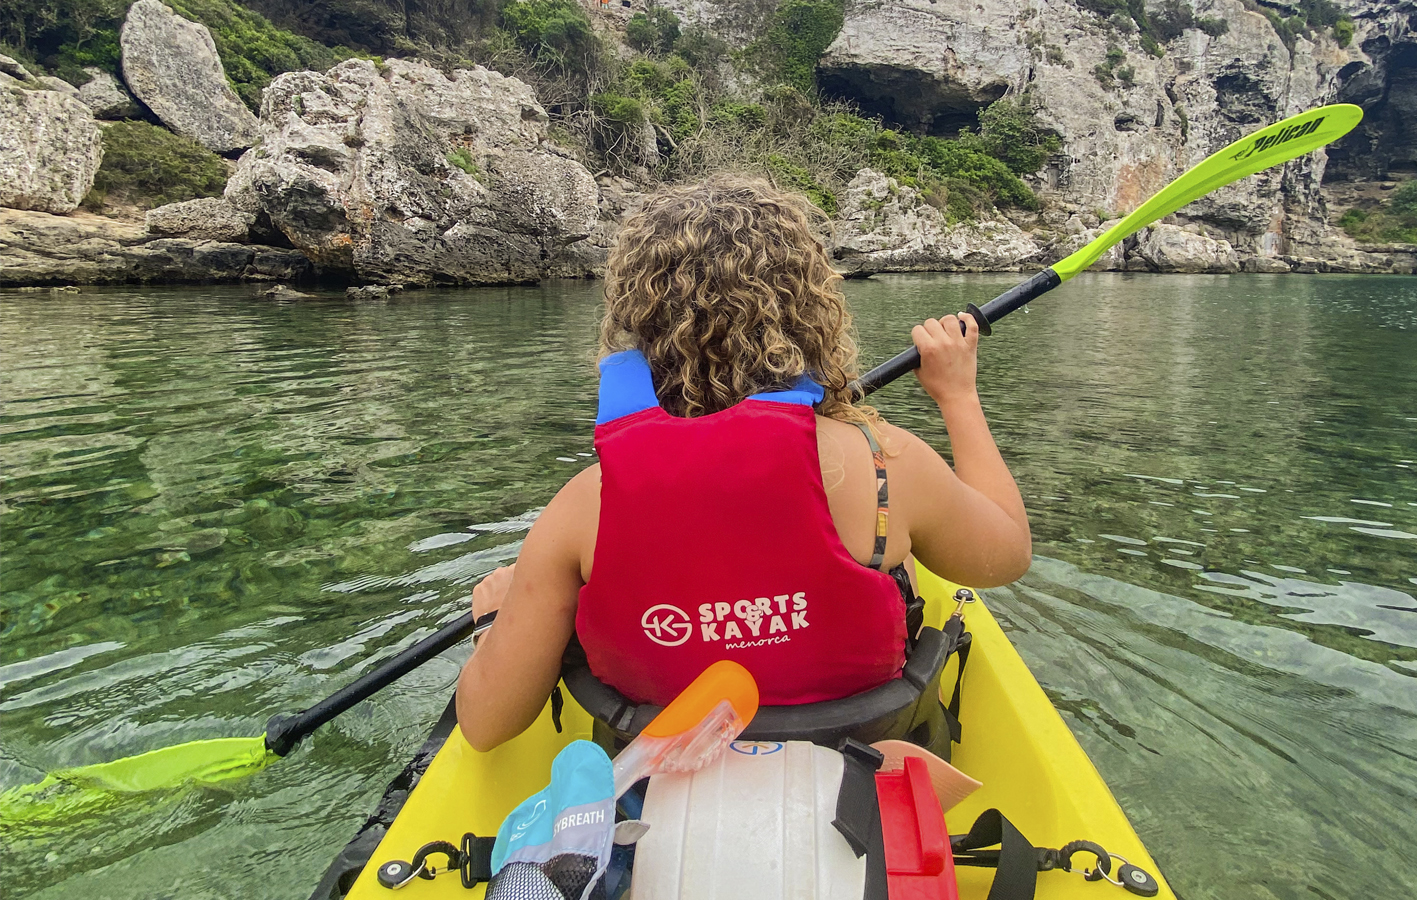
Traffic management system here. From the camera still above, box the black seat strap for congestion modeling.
[831,739,888,900]
[949,810,1161,899]
[951,809,1039,900]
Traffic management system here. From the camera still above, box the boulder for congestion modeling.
[146,197,256,242]
[346,284,404,300]
[37,76,79,95]
[0,84,103,213]
[831,169,1037,272]
[1242,256,1293,274]
[547,176,643,278]
[0,54,33,81]
[226,58,598,285]
[261,285,314,300]
[0,207,312,285]
[78,68,141,119]
[1135,224,1241,274]
[120,0,259,153]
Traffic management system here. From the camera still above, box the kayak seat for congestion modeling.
[561,624,959,761]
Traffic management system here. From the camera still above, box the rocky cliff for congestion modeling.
[3,0,1413,286]
[813,0,1415,268]
[223,58,599,285]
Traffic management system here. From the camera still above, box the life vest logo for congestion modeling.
[731,741,784,755]
[641,603,693,646]
[700,593,809,647]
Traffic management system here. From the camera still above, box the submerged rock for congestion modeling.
[345,284,404,300]
[78,68,141,119]
[261,284,314,300]
[120,0,260,153]
[0,85,103,214]
[227,58,598,285]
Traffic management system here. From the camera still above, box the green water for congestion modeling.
[2,274,1414,899]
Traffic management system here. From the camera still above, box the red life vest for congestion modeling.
[576,350,907,707]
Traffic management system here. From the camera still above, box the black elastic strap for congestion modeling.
[550,684,564,734]
[945,634,970,743]
[890,563,926,651]
[951,809,1039,900]
[831,739,883,858]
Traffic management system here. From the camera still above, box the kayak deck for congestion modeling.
[340,567,1175,899]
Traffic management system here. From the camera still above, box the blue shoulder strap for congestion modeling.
[596,349,824,425]
[748,375,825,407]
[596,350,659,425]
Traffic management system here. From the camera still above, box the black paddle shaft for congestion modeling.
[852,268,1061,398]
[264,611,480,756]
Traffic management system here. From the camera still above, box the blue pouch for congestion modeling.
[488,740,617,900]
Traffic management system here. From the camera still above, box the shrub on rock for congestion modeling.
[84,120,227,212]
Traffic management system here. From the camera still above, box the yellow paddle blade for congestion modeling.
[1053,103,1364,281]
[0,735,275,822]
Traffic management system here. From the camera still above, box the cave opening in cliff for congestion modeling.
[1326,41,1417,182]
[816,64,1005,137]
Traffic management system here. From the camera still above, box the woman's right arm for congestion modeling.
[887,313,1032,587]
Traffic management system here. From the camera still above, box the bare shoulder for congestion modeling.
[544,463,600,580]
[543,463,601,535]
[875,418,944,468]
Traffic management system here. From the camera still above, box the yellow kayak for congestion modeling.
[333,565,1175,899]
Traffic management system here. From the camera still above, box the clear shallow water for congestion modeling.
[2,274,1414,899]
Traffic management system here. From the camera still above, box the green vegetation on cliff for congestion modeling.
[1339,182,1417,246]
[84,121,229,211]
[165,0,359,108]
[747,0,844,94]
[0,0,358,108]
[485,0,1036,220]
[5,0,1044,222]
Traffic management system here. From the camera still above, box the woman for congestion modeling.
[457,176,1030,752]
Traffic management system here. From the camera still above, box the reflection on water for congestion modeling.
[1,274,1414,899]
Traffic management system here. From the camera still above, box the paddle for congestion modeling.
[0,610,495,812]
[852,103,1364,397]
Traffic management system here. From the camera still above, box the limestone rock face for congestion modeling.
[146,197,257,242]
[226,58,599,285]
[831,169,1037,271]
[0,85,103,214]
[120,0,260,153]
[0,207,311,285]
[1135,224,1241,273]
[816,0,1409,267]
[78,68,141,119]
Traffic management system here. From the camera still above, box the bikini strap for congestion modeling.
[854,422,889,571]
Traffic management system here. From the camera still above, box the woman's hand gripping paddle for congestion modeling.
[853,102,1365,397]
[611,660,760,798]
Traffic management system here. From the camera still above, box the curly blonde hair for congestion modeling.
[600,175,873,424]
